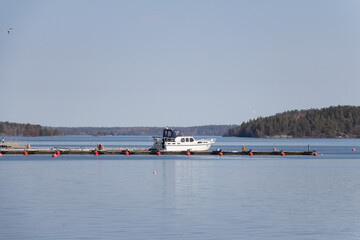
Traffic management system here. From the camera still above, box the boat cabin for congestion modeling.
[162,128,185,141]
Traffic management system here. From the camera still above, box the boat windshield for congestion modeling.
[163,129,183,138]
[173,130,183,137]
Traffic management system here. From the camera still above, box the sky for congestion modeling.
[1,0,359,127]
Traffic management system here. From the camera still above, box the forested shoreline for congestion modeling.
[0,122,59,137]
[0,122,236,137]
[224,106,360,138]
[3,106,360,138]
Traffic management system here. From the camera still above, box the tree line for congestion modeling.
[224,106,360,138]
[1,122,236,137]
[58,125,237,136]
[0,121,59,137]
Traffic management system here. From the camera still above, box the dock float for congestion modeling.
[0,148,317,156]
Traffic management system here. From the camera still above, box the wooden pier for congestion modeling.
[0,143,24,149]
[0,148,317,156]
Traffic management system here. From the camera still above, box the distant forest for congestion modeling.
[5,105,360,138]
[0,122,236,137]
[224,105,360,138]
[57,125,237,136]
[0,122,59,137]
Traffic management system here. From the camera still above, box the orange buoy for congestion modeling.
[125,151,129,156]
[24,151,28,156]
[313,152,318,156]
[249,152,253,156]
[94,151,99,156]
[219,152,223,156]
[56,151,60,156]
[52,153,58,158]
[157,151,161,156]
[186,151,191,156]
[281,152,285,156]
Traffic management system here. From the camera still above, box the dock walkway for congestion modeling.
[0,148,317,156]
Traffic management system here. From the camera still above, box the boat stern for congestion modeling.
[150,137,163,151]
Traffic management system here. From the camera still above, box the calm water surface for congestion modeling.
[1,136,360,239]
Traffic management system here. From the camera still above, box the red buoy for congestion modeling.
[249,152,253,156]
[94,151,99,156]
[219,152,223,156]
[157,151,161,156]
[0,153,2,157]
[273,148,277,151]
[352,148,356,152]
[52,153,58,158]
[281,152,285,156]
[56,151,60,156]
[314,152,318,156]
[24,151,28,156]
[125,151,129,156]
[186,151,191,156]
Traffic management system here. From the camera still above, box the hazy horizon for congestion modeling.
[2,104,357,128]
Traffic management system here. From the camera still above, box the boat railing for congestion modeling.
[152,137,162,144]
[164,138,176,142]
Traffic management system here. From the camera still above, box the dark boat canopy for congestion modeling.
[163,128,183,138]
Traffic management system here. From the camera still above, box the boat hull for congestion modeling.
[151,137,215,152]
[164,142,213,151]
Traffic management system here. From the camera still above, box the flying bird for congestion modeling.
[8,28,13,34]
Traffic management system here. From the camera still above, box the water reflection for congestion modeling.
[160,159,218,215]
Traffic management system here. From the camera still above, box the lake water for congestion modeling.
[1,136,360,239]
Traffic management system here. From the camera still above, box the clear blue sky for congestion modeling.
[1,0,359,127]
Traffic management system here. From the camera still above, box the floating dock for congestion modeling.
[0,148,317,156]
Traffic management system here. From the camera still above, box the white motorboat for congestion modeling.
[151,128,215,152]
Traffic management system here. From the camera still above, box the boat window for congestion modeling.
[164,129,174,138]
[174,130,183,137]
[186,138,189,142]
[190,138,194,142]
[181,138,185,142]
